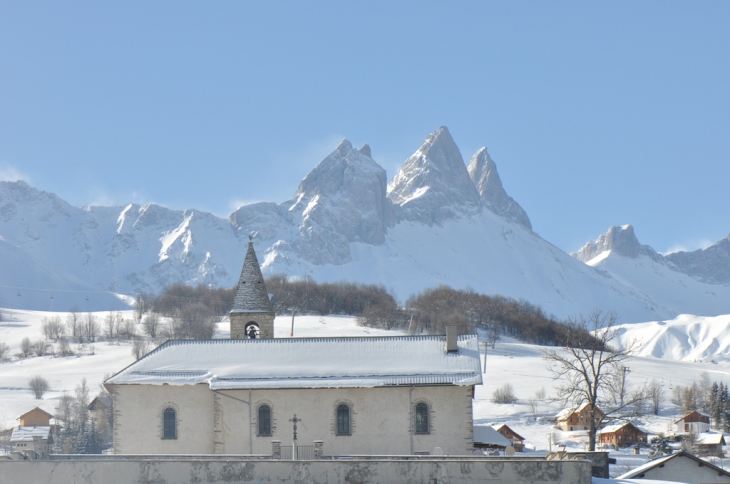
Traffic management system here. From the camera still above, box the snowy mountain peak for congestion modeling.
[359,143,372,157]
[572,224,659,262]
[387,126,480,225]
[665,234,730,284]
[467,147,532,230]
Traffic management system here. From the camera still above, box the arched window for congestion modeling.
[336,403,351,435]
[162,407,177,439]
[245,322,260,339]
[415,402,429,434]
[258,404,272,436]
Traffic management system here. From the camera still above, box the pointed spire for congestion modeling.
[231,239,273,313]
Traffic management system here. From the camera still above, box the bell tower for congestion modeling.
[229,236,275,339]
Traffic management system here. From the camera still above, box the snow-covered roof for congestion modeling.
[494,423,525,441]
[473,425,511,447]
[696,432,725,445]
[230,240,274,314]
[555,401,591,420]
[106,334,482,389]
[10,426,51,442]
[619,451,730,480]
[598,421,647,435]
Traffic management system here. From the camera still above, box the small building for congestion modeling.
[675,411,711,434]
[88,394,112,427]
[556,402,604,432]
[696,431,726,458]
[619,450,730,483]
[494,423,525,451]
[597,421,647,448]
[17,407,53,427]
[10,426,53,455]
[473,425,511,451]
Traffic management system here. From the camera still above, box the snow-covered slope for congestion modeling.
[2,127,730,323]
[573,225,730,318]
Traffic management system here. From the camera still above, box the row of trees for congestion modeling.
[54,378,112,454]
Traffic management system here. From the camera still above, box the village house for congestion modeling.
[696,431,726,458]
[105,240,482,456]
[9,408,54,456]
[494,423,526,451]
[556,402,605,432]
[619,450,730,483]
[597,421,647,448]
[473,425,511,452]
[675,410,711,434]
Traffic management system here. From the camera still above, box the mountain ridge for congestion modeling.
[1,127,729,322]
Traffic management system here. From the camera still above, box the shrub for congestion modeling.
[28,375,50,399]
[492,383,518,404]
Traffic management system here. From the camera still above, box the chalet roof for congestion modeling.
[494,423,525,442]
[674,410,711,423]
[88,394,112,410]
[598,421,647,435]
[696,432,726,445]
[230,240,274,314]
[10,426,52,442]
[473,426,511,447]
[555,402,593,420]
[16,407,53,420]
[106,334,483,389]
[619,451,730,480]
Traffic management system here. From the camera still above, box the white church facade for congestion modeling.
[105,239,482,456]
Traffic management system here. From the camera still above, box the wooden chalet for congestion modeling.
[598,421,647,448]
[494,423,526,451]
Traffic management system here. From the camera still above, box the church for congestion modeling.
[105,239,482,456]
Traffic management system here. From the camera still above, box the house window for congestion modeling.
[415,402,430,434]
[336,404,351,435]
[162,407,177,439]
[258,405,272,436]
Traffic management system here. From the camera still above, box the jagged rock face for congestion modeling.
[467,147,532,230]
[666,235,730,284]
[387,126,480,225]
[287,139,391,264]
[572,224,661,262]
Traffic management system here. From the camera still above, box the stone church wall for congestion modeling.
[112,384,474,456]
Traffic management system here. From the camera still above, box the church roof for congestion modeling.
[105,334,483,389]
[231,240,274,314]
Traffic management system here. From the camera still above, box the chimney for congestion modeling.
[446,325,458,352]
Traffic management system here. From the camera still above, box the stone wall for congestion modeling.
[0,456,592,484]
[229,312,275,339]
[113,384,474,456]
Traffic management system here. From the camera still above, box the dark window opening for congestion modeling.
[163,407,177,439]
[258,405,272,436]
[337,404,351,435]
[415,402,429,434]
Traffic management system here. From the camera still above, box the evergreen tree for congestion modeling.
[649,434,672,458]
[710,382,721,429]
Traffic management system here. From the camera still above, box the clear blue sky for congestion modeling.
[1,1,728,254]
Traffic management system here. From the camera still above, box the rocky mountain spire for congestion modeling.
[467,147,532,230]
[572,225,659,262]
[287,139,391,264]
[387,126,480,224]
[231,238,273,313]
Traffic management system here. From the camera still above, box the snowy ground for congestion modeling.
[1,308,729,477]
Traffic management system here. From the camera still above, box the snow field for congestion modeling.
[2,308,730,475]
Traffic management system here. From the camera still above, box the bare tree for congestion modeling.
[32,340,50,357]
[84,313,100,342]
[58,337,74,356]
[647,379,665,415]
[29,375,50,399]
[543,310,642,451]
[131,337,151,360]
[103,310,121,340]
[66,306,81,339]
[41,315,65,341]
[20,337,33,358]
[0,342,9,361]
[492,383,518,404]
[142,313,161,339]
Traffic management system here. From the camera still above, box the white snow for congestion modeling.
[3,307,730,477]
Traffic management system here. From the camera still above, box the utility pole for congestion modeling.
[620,366,631,406]
[290,308,296,337]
